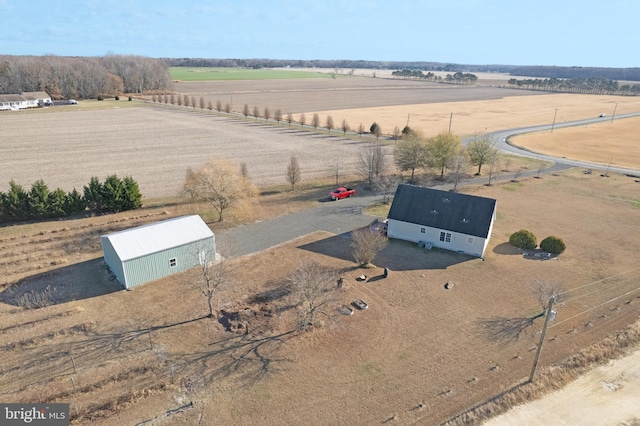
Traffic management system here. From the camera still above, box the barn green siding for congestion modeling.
[121,238,215,289]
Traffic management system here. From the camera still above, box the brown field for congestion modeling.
[2,75,640,425]
[2,79,640,198]
[511,116,640,170]
[1,169,640,425]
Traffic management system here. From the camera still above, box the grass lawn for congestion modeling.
[169,67,343,81]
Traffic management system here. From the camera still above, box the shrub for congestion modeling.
[97,95,104,101]
[128,96,133,101]
[509,229,537,250]
[540,236,566,254]
[114,95,119,101]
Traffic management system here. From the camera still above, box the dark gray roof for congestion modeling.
[388,184,496,238]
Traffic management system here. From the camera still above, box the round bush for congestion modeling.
[509,229,537,250]
[540,236,566,254]
[114,95,119,101]
[97,95,104,101]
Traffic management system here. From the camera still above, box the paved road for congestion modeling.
[484,112,640,176]
[219,112,640,259]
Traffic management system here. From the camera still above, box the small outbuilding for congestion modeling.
[387,184,496,257]
[101,215,216,289]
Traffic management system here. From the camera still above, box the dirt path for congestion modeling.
[484,344,640,426]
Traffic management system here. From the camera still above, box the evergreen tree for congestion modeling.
[123,176,142,210]
[3,180,29,221]
[47,188,67,218]
[28,179,50,219]
[65,188,86,215]
[83,176,104,212]
[101,174,126,213]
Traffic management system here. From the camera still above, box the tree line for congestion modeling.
[511,65,640,82]
[0,175,142,223]
[165,58,517,73]
[0,55,173,99]
[507,77,640,95]
[391,70,478,84]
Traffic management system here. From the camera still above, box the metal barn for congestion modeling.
[101,215,216,289]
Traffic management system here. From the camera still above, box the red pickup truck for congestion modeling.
[329,187,355,200]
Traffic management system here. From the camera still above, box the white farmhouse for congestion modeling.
[387,184,496,257]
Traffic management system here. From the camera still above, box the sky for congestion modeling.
[0,0,637,68]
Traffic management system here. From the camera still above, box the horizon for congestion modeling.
[1,0,638,68]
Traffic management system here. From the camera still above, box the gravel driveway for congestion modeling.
[216,195,382,258]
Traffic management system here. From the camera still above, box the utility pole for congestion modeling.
[448,113,453,133]
[550,109,558,133]
[406,113,411,128]
[529,296,556,383]
[611,103,617,124]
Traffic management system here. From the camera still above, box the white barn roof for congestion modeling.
[101,215,213,261]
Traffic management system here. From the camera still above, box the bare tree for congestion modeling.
[181,167,199,200]
[191,96,196,108]
[358,142,388,188]
[467,133,499,175]
[243,104,250,117]
[535,158,546,178]
[325,115,335,133]
[183,94,190,107]
[374,174,401,204]
[311,113,320,130]
[224,103,231,113]
[299,113,306,128]
[341,119,350,135]
[287,112,294,126]
[274,108,283,123]
[216,100,222,112]
[288,261,340,330]
[170,94,175,104]
[478,280,564,344]
[252,105,260,119]
[182,158,257,221]
[486,154,501,186]
[357,123,365,138]
[152,94,157,103]
[286,156,301,190]
[207,100,213,111]
[177,95,183,106]
[329,159,341,186]
[264,106,271,121]
[529,279,565,310]
[447,150,471,191]
[195,248,234,319]
[351,227,388,267]
[392,125,401,143]
[199,96,205,109]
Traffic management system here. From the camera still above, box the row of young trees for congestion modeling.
[506,77,639,95]
[0,55,173,99]
[0,175,142,223]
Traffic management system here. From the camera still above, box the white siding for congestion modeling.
[387,219,488,257]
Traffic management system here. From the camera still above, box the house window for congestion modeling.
[169,258,177,268]
[440,232,451,243]
[420,227,426,233]
[467,237,474,244]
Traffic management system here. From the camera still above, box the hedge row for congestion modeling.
[0,175,142,223]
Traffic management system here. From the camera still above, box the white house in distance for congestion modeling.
[0,91,52,110]
[387,184,497,257]
[101,215,216,289]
